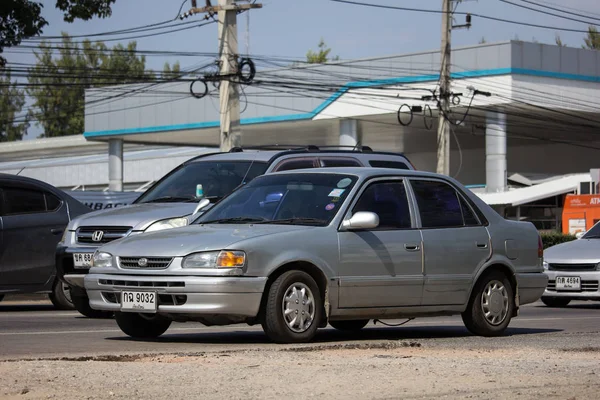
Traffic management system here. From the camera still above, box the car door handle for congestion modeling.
[404,244,420,251]
[51,228,64,235]
[476,242,488,249]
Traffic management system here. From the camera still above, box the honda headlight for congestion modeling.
[182,251,246,269]
[92,251,113,268]
[543,261,549,270]
[145,217,188,233]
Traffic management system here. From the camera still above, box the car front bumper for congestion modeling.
[83,273,268,317]
[56,245,98,292]
[542,270,600,300]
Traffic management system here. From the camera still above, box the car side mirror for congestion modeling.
[193,198,211,215]
[341,211,379,230]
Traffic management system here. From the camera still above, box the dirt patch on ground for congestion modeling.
[1,342,599,399]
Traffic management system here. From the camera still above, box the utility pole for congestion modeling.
[436,0,452,176]
[180,1,262,152]
[218,0,241,152]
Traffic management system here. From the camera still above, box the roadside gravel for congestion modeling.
[1,340,599,399]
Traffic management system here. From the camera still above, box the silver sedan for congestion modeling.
[542,224,600,307]
[84,168,547,343]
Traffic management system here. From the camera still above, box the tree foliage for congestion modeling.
[583,26,600,50]
[306,38,339,64]
[161,61,181,79]
[26,34,177,139]
[0,0,116,66]
[0,68,29,142]
[555,35,566,47]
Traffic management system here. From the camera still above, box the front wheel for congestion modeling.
[261,270,322,343]
[72,293,113,319]
[462,271,514,337]
[330,320,370,331]
[49,280,74,310]
[115,312,172,338]
[541,297,571,307]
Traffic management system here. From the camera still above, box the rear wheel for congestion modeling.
[261,270,322,343]
[541,297,571,307]
[462,270,514,337]
[115,312,172,338]
[330,320,370,331]
[49,280,74,310]
[72,293,113,319]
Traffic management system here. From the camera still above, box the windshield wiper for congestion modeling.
[257,217,327,226]
[583,235,600,239]
[142,196,197,203]
[183,195,223,203]
[200,217,267,224]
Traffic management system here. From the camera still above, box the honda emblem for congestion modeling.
[91,231,104,242]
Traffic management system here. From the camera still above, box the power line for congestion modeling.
[515,0,600,22]
[329,0,595,33]
[498,0,600,26]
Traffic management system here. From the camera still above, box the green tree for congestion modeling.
[26,33,174,138]
[306,38,339,64]
[479,37,486,44]
[1,0,116,66]
[555,34,566,47]
[583,25,600,49]
[161,61,181,79]
[0,68,29,142]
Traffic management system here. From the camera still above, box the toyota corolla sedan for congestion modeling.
[84,168,547,343]
[541,222,600,307]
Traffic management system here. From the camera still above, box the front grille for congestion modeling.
[549,263,598,272]
[547,280,599,292]
[76,226,131,245]
[99,279,185,288]
[101,292,187,306]
[118,257,173,269]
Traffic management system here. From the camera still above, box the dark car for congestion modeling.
[0,173,91,309]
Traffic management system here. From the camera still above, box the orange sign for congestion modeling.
[563,194,600,234]
[565,195,600,207]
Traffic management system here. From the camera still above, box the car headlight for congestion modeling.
[145,217,188,233]
[543,261,549,270]
[59,229,69,244]
[92,251,113,268]
[182,250,246,269]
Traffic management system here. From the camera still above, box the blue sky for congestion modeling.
[5,0,600,139]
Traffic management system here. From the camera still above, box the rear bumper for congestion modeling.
[83,273,268,317]
[516,273,548,305]
[542,270,600,300]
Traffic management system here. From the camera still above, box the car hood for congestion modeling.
[70,202,198,231]
[98,224,315,257]
[544,238,600,263]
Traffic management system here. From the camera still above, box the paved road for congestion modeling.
[1,298,599,360]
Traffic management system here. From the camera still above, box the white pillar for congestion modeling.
[486,111,507,193]
[108,139,123,192]
[339,119,360,147]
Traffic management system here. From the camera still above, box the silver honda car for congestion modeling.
[84,168,547,343]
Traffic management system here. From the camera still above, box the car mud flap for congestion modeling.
[320,283,330,328]
[513,283,520,317]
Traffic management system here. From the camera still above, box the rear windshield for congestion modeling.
[135,161,268,204]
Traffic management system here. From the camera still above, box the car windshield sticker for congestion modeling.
[331,197,340,203]
[337,178,352,188]
[328,188,345,197]
[325,203,335,211]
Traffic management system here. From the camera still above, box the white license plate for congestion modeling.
[73,253,93,269]
[121,291,157,313]
[556,276,581,291]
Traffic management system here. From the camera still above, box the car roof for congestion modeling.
[187,148,412,164]
[0,172,58,189]
[263,167,444,180]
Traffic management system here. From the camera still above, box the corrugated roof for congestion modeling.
[476,173,591,206]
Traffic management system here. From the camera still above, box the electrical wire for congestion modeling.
[515,0,600,22]
[329,0,595,33]
[498,0,600,26]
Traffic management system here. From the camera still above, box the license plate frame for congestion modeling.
[556,276,581,291]
[121,291,158,313]
[73,253,93,269]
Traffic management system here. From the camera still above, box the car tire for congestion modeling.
[48,280,75,310]
[462,270,514,337]
[114,312,172,339]
[541,297,571,307]
[261,270,322,343]
[72,293,113,319]
[329,320,370,331]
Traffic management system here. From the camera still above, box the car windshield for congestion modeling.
[135,161,268,204]
[581,222,600,239]
[195,173,358,226]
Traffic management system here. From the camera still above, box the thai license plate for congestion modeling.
[121,291,157,313]
[556,276,581,291]
[73,253,93,269]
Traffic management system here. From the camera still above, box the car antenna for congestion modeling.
[239,147,260,187]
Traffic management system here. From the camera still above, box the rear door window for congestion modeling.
[1,187,47,216]
[368,160,410,170]
[410,180,466,228]
[320,158,361,167]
